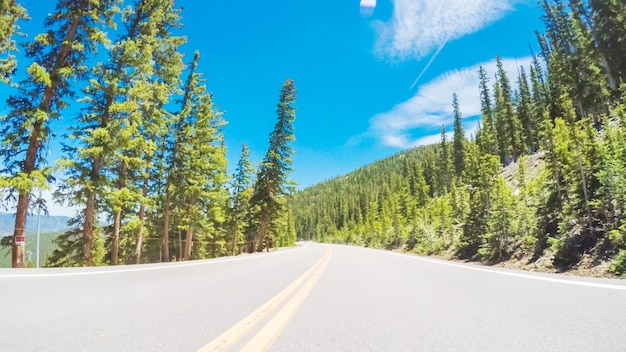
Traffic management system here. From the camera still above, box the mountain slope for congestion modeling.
[0,213,71,236]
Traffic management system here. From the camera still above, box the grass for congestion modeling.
[0,232,62,268]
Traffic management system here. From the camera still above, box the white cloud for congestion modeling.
[374,0,521,60]
[366,56,533,149]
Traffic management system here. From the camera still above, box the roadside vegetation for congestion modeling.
[0,232,61,268]
[0,0,297,267]
[291,0,626,277]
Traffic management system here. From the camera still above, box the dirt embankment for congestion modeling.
[496,151,620,278]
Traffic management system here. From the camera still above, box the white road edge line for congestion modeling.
[0,245,308,278]
[360,246,626,291]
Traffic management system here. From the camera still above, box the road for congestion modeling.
[1,243,625,351]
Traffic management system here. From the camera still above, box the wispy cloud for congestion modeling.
[374,0,521,61]
[360,0,377,17]
[366,56,533,149]
[409,35,449,90]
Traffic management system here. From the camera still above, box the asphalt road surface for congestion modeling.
[1,243,625,352]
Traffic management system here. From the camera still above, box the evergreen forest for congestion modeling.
[290,0,626,276]
[2,0,626,276]
[0,0,297,267]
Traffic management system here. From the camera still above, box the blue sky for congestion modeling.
[3,0,544,215]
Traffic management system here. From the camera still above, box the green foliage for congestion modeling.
[0,0,119,267]
[290,0,626,275]
[0,0,28,84]
[0,231,61,268]
[228,143,255,255]
[0,0,300,266]
[476,66,499,157]
[4,0,626,274]
[459,144,500,258]
[481,177,518,261]
[609,250,626,276]
[249,79,297,252]
[437,126,451,194]
[495,55,524,163]
[452,93,466,177]
[521,235,538,254]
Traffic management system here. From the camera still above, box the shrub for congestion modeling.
[609,250,626,276]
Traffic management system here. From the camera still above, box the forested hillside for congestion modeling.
[0,0,297,267]
[291,0,626,276]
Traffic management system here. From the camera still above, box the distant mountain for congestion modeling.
[0,212,71,236]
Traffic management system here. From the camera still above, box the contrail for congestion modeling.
[409,36,449,91]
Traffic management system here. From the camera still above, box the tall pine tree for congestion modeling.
[0,0,117,268]
[452,93,465,177]
[250,79,297,252]
[228,143,254,255]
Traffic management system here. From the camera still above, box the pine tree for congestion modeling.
[476,66,498,156]
[0,0,117,268]
[0,0,28,84]
[529,53,552,148]
[568,0,610,118]
[517,66,538,153]
[460,143,500,258]
[571,0,618,93]
[493,82,511,164]
[229,143,254,255]
[541,0,610,119]
[422,152,437,198]
[562,98,594,231]
[495,55,524,162]
[54,0,185,266]
[596,114,626,233]
[164,51,226,261]
[530,52,548,113]
[452,93,465,177]
[516,155,538,252]
[589,0,626,91]
[482,177,517,260]
[438,125,451,193]
[414,166,430,208]
[106,0,185,265]
[129,0,186,264]
[250,78,297,252]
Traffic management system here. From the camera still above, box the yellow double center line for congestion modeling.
[198,247,332,352]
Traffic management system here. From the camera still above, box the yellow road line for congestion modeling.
[239,248,332,352]
[197,248,332,352]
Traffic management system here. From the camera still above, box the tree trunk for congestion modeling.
[111,210,121,265]
[12,117,42,268]
[11,192,29,268]
[162,114,184,262]
[230,214,239,256]
[162,201,170,262]
[134,214,144,264]
[184,225,193,261]
[82,156,101,267]
[162,132,175,263]
[111,160,127,265]
[134,161,150,264]
[257,204,268,252]
[83,193,96,266]
[178,229,182,261]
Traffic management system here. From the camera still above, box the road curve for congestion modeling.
[1,243,625,351]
